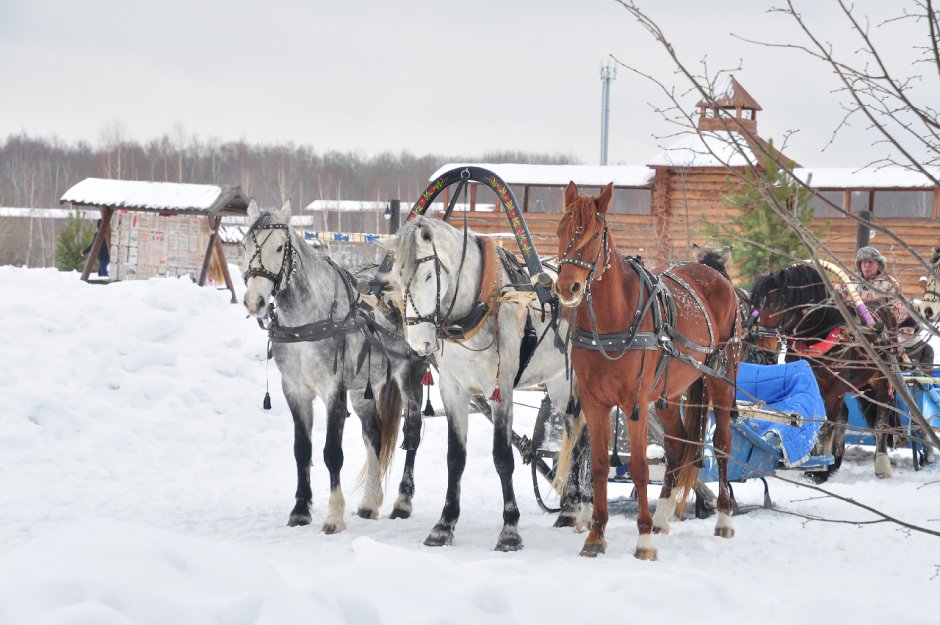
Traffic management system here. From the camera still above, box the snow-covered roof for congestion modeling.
[59,178,249,214]
[647,131,757,168]
[429,164,655,187]
[793,167,940,189]
[0,207,99,219]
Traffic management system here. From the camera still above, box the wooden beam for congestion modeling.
[214,232,237,303]
[199,215,221,287]
[80,207,113,282]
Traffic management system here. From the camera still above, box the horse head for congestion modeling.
[386,217,459,356]
[240,198,293,317]
[692,243,732,280]
[554,181,613,307]
[749,270,785,331]
[915,246,940,322]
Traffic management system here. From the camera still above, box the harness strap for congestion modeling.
[438,236,502,342]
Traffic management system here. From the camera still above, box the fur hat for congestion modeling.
[856,246,886,272]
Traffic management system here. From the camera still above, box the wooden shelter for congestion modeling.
[59,178,250,303]
[426,77,940,297]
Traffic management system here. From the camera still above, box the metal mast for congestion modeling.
[599,62,617,165]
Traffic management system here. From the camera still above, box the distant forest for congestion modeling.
[0,132,578,210]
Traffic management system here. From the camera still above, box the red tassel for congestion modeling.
[422,368,434,386]
[489,387,502,402]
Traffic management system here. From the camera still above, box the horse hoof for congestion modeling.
[287,512,311,527]
[875,454,893,479]
[579,542,606,557]
[634,547,658,561]
[553,515,576,528]
[714,526,735,538]
[424,528,453,547]
[390,507,412,520]
[804,471,829,484]
[357,508,379,520]
[652,525,669,535]
[495,533,524,552]
[321,520,346,535]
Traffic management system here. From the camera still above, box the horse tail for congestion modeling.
[551,405,586,497]
[377,380,403,480]
[674,377,707,517]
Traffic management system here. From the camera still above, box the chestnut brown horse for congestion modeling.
[554,182,741,560]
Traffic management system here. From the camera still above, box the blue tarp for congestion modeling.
[735,360,827,467]
[846,373,940,445]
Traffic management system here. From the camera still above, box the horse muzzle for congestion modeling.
[553,279,585,308]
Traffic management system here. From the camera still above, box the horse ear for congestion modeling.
[720,247,731,264]
[419,223,433,242]
[247,199,260,222]
[276,198,292,223]
[597,182,613,214]
[564,181,578,211]
[692,243,703,261]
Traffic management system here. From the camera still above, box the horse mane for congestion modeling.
[394,217,466,279]
[566,194,605,253]
[752,263,844,338]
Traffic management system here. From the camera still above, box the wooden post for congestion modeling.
[199,215,221,287]
[80,207,113,282]
[214,234,237,303]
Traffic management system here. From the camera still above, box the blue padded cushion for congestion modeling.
[735,361,826,467]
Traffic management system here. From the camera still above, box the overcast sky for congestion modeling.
[1,0,934,168]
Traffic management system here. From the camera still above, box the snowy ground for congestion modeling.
[1,266,939,625]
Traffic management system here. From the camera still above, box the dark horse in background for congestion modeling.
[554,182,741,560]
[693,244,777,365]
[750,263,901,479]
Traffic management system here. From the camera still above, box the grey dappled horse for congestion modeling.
[242,199,426,532]
[385,216,592,551]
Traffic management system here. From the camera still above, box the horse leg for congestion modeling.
[707,375,736,538]
[321,387,349,534]
[491,389,524,551]
[424,383,470,547]
[626,408,656,560]
[873,400,895,479]
[578,394,612,557]
[809,393,846,482]
[284,389,316,527]
[652,400,684,535]
[546,379,593,531]
[350,392,383,520]
[391,363,426,520]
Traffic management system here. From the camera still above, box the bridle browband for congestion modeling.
[557,212,611,283]
[243,221,296,296]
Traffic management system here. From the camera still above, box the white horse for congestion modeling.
[242,199,427,532]
[384,216,592,551]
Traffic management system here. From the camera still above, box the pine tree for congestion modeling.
[703,150,828,290]
[55,211,95,272]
